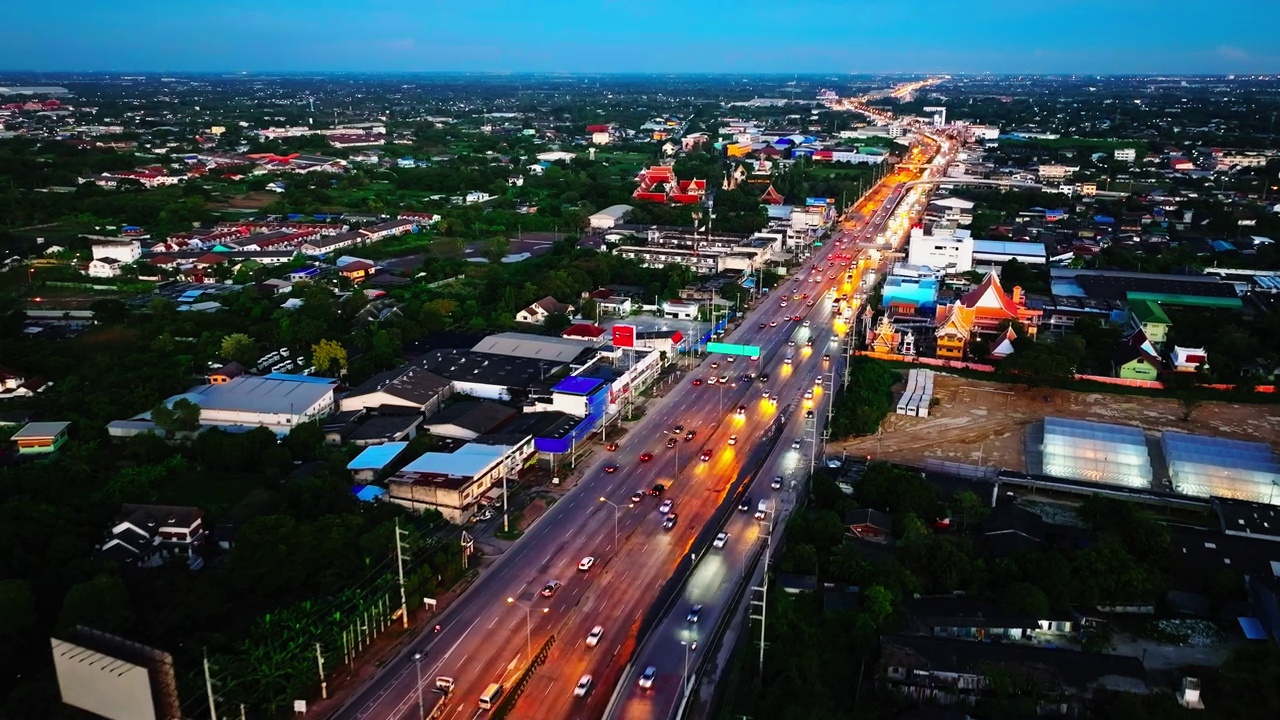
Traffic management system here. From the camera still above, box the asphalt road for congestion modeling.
[333,128,952,720]
[606,133,952,720]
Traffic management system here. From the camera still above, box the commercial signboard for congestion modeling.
[707,341,762,357]
[805,197,835,207]
[612,324,636,348]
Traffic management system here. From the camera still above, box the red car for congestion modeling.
[604,464,618,474]
[700,450,713,462]
[692,378,703,386]
[606,442,619,451]
[792,315,802,322]
[639,452,654,462]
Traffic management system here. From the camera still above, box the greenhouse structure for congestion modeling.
[1162,432,1280,504]
[1039,417,1154,488]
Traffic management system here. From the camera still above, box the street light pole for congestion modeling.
[681,640,698,701]
[412,651,424,719]
[598,497,622,549]
[506,598,547,661]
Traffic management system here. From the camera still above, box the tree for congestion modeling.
[311,339,348,376]
[543,312,572,335]
[59,574,135,634]
[220,332,258,365]
[483,236,511,264]
[999,336,1083,386]
[0,579,36,641]
[953,490,990,529]
[151,397,201,435]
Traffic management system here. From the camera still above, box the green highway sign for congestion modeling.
[707,342,762,357]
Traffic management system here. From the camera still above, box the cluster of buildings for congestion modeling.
[83,214,430,278]
[103,325,676,524]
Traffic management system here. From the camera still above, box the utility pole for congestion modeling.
[394,519,409,629]
[203,649,218,720]
[502,454,517,533]
[315,643,327,699]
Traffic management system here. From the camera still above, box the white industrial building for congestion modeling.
[109,375,338,437]
[588,204,634,230]
[906,227,974,273]
[91,240,142,263]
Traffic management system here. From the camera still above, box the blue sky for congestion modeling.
[2,0,1278,74]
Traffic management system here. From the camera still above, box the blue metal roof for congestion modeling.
[552,376,606,396]
[262,373,336,384]
[353,484,388,502]
[348,443,409,471]
[973,240,1047,258]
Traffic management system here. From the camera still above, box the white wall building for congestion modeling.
[1114,148,1137,162]
[87,258,124,278]
[91,240,142,263]
[906,227,974,273]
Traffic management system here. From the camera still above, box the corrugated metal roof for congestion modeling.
[346,442,410,471]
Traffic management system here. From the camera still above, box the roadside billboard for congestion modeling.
[612,324,636,349]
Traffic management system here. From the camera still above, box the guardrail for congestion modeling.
[490,634,556,720]
[674,540,768,720]
[602,415,789,719]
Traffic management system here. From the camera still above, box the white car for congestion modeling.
[713,532,729,549]
[578,556,595,572]
[586,625,604,647]
[803,320,811,327]
[727,435,737,446]
[659,499,674,514]
[638,666,657,689]
[574,674,592,697]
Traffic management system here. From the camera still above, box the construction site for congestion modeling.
[835,373,1280,500]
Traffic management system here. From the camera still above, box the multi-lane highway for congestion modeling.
[331,83,953,720]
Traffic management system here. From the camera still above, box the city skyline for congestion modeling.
[2,0,1279,75]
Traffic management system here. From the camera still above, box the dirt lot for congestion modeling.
[834,373,1280,472]
[211,191,278,210]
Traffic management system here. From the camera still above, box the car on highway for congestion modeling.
[805,409,815,419]
[700,450,713,462]
[758,322,767,329]
[739,496,752,512]
[727,435,738,445]
[792,314,802,321]
[787,339,796,347]
[771,475,784,490]
[706,376,716,385]
[814,376,823,386]
[639,452,654,462]
[718,374,729,384]
[779,300,787,307]
[473,508,494,522]
[805,339,814,347]
[769,320,778,327]
[606,442,618,451]
[736,405,747,415]
[755,500,769,520]
[666,437,677,448]
[691,378,703,386]
[578,556,595,571]
[792,438,803,449]
[806,300,815,306]
[685,429,697,441]
[604,464,618,473]
[650,483,666,496]
[761,389,770,398]
[659,499,674,514]
[714,532,729,548]
[586,626,604,647]
[662,513,678,530]
[686,605,703,623]
[709,362,719,369]
[638,666,657,689]
[803,320,811,327]
[727,356,735,363]
[540,580,562,597]
[574,675,592,697]
[759,373,770,382]
[631,491,644,503]
[822,354,831,362]
[804,389,814,399]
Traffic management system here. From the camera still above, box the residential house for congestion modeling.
[881,634,1148,710]
[11,421,70,454]
[87,257,125,278]
[845,508,894,543]
[99,504,205,569]
[0,366,43,399]
[596,296,633,317]
[208,362,246,384]
[340,260,375,284]
[1126,300,1171,349]
[561,323,608,344]
[1113,345,1162,380]
[1171,346,1208,373]
[516,296,575,325]
[906,596,1068,641]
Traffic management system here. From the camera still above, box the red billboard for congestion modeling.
[612,324,636,348]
